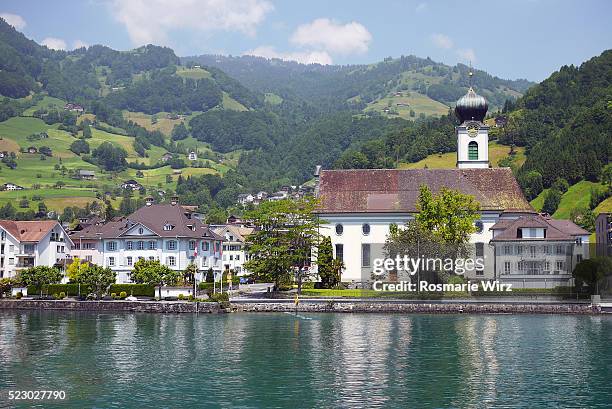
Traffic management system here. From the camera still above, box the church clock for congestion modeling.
[466,121,480,137]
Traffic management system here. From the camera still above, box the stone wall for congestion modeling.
[0,300,222,314]
[0,300,601,314]
[232,301,601,314]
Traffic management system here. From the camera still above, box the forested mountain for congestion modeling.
[0,15,608,223]
[183,54,533,112]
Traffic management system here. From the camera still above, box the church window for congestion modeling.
[335,224,343,236]
[361,244,371,267]
[335,244,344,262]
[468,141,478,160]
[362,224,370,235]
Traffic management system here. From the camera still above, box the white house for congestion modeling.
[213,224,254,275]
[70,202,224,283]
[0,220,72,279]
[314,83,580,288]
[3,183,24,191]
[188,151,198,161]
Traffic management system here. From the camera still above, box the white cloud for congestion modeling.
[0,12,26,30]
[245,46,332,65]
[290,18,371,55]
[456,48,477,63]
[72,39,89,49]
[110,0,273,46]
[41,37,67,50]
[431,33,453,49]
[415,3,428,12]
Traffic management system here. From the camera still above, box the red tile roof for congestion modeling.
[317,168,532,214]
[491,214,588,241]
[0,220,59,242]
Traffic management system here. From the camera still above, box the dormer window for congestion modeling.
[164,224,174,231]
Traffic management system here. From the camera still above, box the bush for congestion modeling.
[119,291,127,299]
[27,283,87,296]
[209,292,229,303]
[178,293,185,300]
[59,292,66,299]
[109,284,155,297]
[16,291,22,299]
[110,292,117,299]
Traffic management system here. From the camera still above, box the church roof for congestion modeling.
[316,168,532,214]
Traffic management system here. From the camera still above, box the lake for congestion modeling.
[0,311,611,408]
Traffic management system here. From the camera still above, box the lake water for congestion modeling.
[0,311,611,408]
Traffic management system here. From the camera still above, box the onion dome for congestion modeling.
[455,87,488,123]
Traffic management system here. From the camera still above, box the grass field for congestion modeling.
[530,180,609,220]
[176,66,212,80]
[399,141,526,169]
[220,92,248,111]
[22,96,66,116]
[264,93,283,105]
[0,188,99,213]
[365,91,449,119]
[124,111,185,137]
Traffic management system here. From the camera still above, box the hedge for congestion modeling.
[27,284,87,296]
[27,283,156,297]
[109,284,155,297]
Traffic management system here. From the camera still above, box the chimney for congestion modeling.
[170,196,179,206]
[145,197,154,206]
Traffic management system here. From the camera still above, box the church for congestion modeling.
[315,82,589,288]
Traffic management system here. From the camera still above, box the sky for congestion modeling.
[0,0,610,81]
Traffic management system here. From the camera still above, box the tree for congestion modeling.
[66,257,90,282]
[551,177,569,193]
[244,198,323,293]
[130,259,180,299]
[183,262,198,285]
[415,185,480,244]
[542,189,562,215]
[75,264,116,299]
[92,142,127,171]
[573,259,605,295]
[519,170,544,201]
[70,139,90,155]
[570,207,595,232]
[17,266,63,296]
[171,122,189,141]
[601,164,612,186]
[82,122,92,138]
[317,236,342,288]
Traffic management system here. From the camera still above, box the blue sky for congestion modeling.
[1,0,610,81]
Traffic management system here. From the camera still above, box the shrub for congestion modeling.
[119,291,127,299]
[59,292,66,299]
[110,292,117,299]
[53,293,59,299]
[178,293,185,300]
[109,284,155,297]
[27,283,87,296]
[16,291,22,299]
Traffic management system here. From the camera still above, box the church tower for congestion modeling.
[455,72,489,169]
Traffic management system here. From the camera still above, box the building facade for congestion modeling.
[213,224,254,275]
[595,213,612,257]
[490,214,590,288]
[69,203,224,283]
[0,220,72,279]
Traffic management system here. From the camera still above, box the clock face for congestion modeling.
[466,122,480,137]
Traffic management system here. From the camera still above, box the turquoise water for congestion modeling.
[0,311,611,408]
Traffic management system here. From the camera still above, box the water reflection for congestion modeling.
[0,312,611,408]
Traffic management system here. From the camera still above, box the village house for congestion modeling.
[213,224,254,275]
[2,183,24,191]
[490,213,589,288]
[27,146,37,154]
[188,151,198,161]
[69,201,224,283]
[160,152,174,163]
[64,103,84,113]
[595,213,612,257]
[77,169,95,180]
[121,180,142,191]
[0,220,72,279]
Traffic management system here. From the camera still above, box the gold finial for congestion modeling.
[468,62,473,88]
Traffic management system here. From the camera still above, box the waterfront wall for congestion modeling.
[232,301,601,314]
[0,300,222,313]
[0,299,601,314]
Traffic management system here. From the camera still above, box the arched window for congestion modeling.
[335,224,343,236]
[362,224,370,235]
[468,141,478,160]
